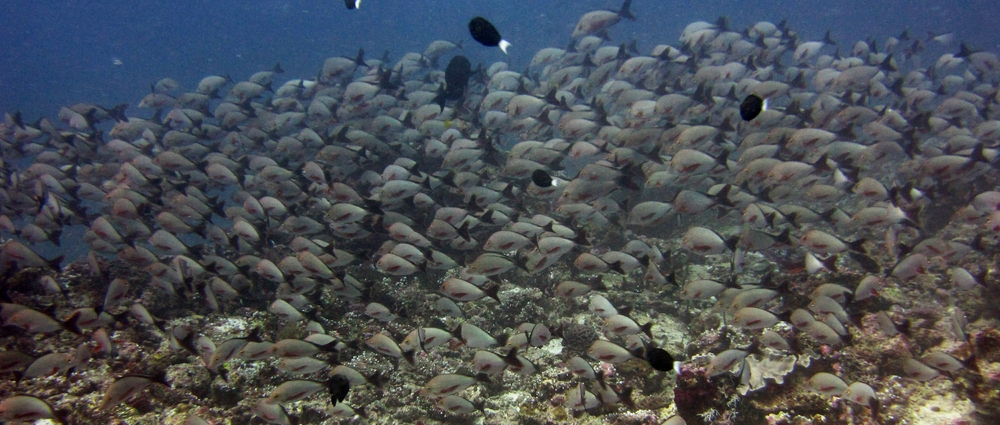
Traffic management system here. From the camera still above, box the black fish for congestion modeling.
[344,0,361,9]
[434,55,472,108]
[645,347,675,372]
[328,374,351,404]
[739,94,766,121]
[531,169,555,188]
[469,17,511,54]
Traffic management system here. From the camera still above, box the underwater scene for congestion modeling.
[3,0,1000,423]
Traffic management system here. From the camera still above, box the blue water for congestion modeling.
[1,0,998,121]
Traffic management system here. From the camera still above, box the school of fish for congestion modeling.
[2,1,1000,423]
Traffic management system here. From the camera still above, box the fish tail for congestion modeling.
[619,0,636,21]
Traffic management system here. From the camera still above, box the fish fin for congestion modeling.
[821,254,839,273]
[878,54,897,72]
[61,310,82,335]
[483,283,502,303]
[823,30,836,45]
[449,324,464,341]
[724,235,740,252]
[962,353,981,373]
[503,347,523,368]
[666,270,679,287]
[318,340,341,354]
[363,369,384,388]
[896,318,913,338]
[639,322,653,339]
[353,48,366,67]
[776,309,794,326]
[608,260,625,275]
[849,252,882,274]
[619,386,636,409]
[956,42,975,58]
[773,228,793,247]
[110,311,130,325]
[401,349,415,365]
[457,221,471,242]
[466,194,485,212]
[493,332,510,348]
[355,405,369,418]
[615,42,631,61]
[433,85,447,109]
[618,0,636,20]
[150,370,171,387]
[47,255,64,272]
[628,346,645,361]
[847,238,868,254]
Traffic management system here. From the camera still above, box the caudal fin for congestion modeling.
[619,0,636,21]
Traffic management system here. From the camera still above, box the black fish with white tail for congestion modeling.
[531,169,556,188]
[328,375,351,404]
[740,94,766,121]
[469,17,511,53]
[435,55,472,108]
[644,347,677,372]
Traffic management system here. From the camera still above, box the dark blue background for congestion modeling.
[2,0,998,120]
